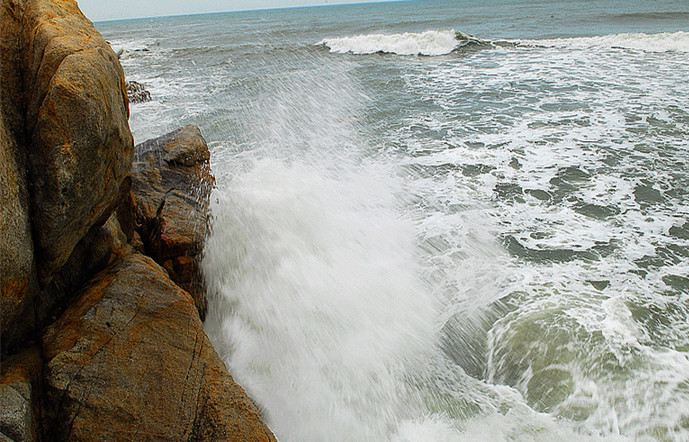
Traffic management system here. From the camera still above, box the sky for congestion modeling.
[77,0,399,22]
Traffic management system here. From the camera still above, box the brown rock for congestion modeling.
[18,0,134,281]
[42,253,275,441]
[116,190,137,242]
[36,212,132,327]
[1,0,134,353]
[0,0,39,356]
[0,0,25,140]
[0,91,38,356]
[132,125,215,318]
[0,347,42,441]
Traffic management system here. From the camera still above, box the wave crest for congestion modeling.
[318,30,483,56]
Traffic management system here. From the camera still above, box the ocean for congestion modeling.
[96,1,689,440]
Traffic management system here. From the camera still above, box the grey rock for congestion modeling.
[126,80,151,103]
[0,347,41,441]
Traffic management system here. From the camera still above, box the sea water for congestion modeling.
[97,1,689,439]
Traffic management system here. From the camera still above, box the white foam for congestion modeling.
[319,30,462,56]
[396,35,689,438]
[199,51,594,440]
[201,61,437,440]
[203,157,441,441]
[517,31,689,52]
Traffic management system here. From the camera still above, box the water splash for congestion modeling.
[200,48,601,441]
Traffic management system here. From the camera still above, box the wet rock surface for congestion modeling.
[132,125,215,318]
[126,80,152,103]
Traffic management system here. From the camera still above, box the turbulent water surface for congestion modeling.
[98,0,689,440]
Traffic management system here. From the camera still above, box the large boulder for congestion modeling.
[42,253,275,441]
[132,125,214,318]
[0,0,134,354]
[18,0,134,281]
[2,1,274,439]
[0,347,42,441]
[0,0,39,356]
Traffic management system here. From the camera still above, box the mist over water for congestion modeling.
[98,0,689,439]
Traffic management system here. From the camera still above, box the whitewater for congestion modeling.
[99,0,689,440]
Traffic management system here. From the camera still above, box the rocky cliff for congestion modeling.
[0,0,274,440]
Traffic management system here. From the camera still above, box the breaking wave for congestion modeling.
[318,30,486,56]
[319,30,689,57]
[518,31,689,52]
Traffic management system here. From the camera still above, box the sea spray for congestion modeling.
[100,2,689,438]
[201,158,586,441]
[203,157,436,440]
[200,38,588,441]
[201,57,439,439]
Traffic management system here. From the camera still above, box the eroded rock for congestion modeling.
[132,125,215,318]
[42,253,275,441]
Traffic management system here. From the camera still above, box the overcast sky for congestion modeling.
[78,0,398,22]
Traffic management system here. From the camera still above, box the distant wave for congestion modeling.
[318,30,487,56]
[609,11,689,21]
[107,38,154,60]
[517,31,689,52]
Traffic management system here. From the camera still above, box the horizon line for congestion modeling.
[90,0,417,24]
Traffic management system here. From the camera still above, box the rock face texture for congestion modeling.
[132,125,215,318]
[0,347,42,441]
[43,254,275,441]
[1,0,134,353]
[0,99,38,357]
[19,0,134,281]
[1,0,275,439]
[1,0,40,356]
